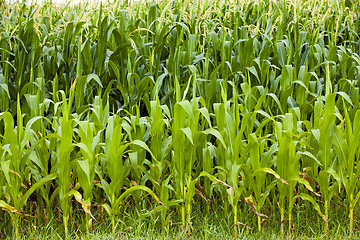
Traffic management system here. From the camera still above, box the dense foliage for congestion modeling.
[1,0,360,238]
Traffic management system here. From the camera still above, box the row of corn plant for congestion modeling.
[1,0,360,238]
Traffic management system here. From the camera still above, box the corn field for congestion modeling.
[0,0,360,238]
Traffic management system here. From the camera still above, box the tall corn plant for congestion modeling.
[275,112,323,234]
[313,93,344,231]
[97,114,131,232]
[147,99,173,228]
[54,91,75,239]
[98,113,161,233]
[0,102,56,237]
[74,119,100,231]
[172,98,231,231]
[332,104,360,231]
[172,99,199,229]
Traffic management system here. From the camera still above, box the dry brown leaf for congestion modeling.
[235,222,252,230]
[245,196,268,218]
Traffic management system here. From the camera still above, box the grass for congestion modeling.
[2,202,360,239]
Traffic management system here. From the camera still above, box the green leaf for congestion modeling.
[21,173,57,206]
[114,185,162,212]
[132,140,157,161]
[181,127,194,145]
[202,129,227,149]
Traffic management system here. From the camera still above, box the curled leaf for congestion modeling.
[235,222,252,230]
[245,196,268,219]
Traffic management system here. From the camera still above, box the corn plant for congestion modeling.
[332,105,360,231]
[0,106,56,237]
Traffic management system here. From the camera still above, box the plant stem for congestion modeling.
[324,200,329,232]
[63,215,69,240]
[233,204,238,234]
